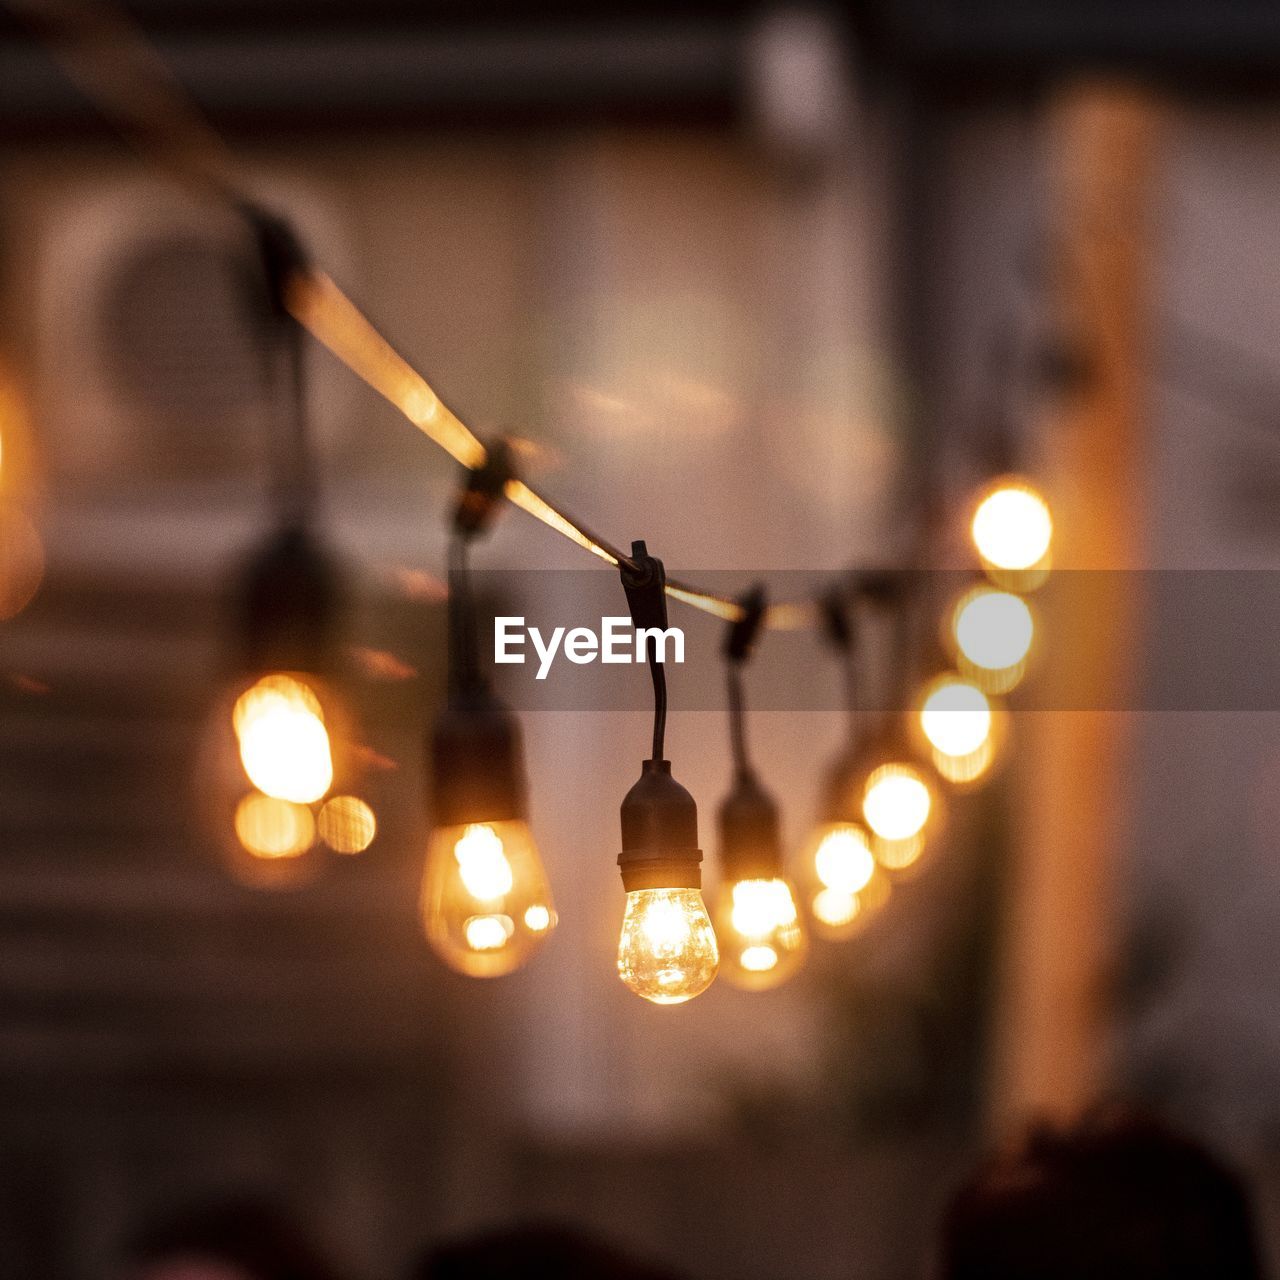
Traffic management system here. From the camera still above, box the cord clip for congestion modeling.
[619,540,669,640]
[454,437,517,538]
[723,584,767,664]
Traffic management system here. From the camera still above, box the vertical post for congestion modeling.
[991,81,1164,1125]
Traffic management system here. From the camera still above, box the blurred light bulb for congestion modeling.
[810,822,876,894]
[234,674,333,804]
[810,867,891,938]
[234,792,315,859]
[422,820,555,977]
[863,763,932,843]
[971,477,1052,585]
[920,677,991,757]
[918,674,998,784]
[714,876,806,991]
[317,794,376,854]
[951,586,1035,694]
[617,887,719,1005]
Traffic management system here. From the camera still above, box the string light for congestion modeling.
[421,453,556,977]
[14,3,1069,995]
[970,475,1053,590]
[712,588,806,991]
[615,543,718,1005]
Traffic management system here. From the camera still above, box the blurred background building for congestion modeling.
[1,2,1280,1278]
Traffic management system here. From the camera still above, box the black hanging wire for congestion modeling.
[724,585,768,780]
[246,207,318,528]
[820,584,860,741]
[619,541,670,762]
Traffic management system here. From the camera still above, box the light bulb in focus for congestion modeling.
[971,476,1052,588]
[951,586,1035,694]
[918,674,997,785]
[617,887,719,1005]
[234,674,334,803]
[713,876,805,991]
[422,819,555,977]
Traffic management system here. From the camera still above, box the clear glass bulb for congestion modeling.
[617,887,718,1004]
[714,876,806,991]
[421,819,556,977]
[971,477,1052,584]
[233,674,334,804]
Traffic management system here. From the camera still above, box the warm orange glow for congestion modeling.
[714,876,806,991]
[287,271,486,468]
[233,675,334,804]
[234,792,315,859]
[863,763,932,843]
[503,479,620,565]
[917,674,998,785]
[421,820,555,977]
[317,795,376,854]
[0,504,45,621]
[971,475,1052,587]
[810,822,876,894]
[617,887,719,1004]
[809,867,891,939]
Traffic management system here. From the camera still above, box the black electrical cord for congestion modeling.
[447,533,482,695]
[650,652,668,763]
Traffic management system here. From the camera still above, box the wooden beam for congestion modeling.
[990,80,1164,1126]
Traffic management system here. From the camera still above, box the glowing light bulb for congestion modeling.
[971,476,1052,586]
[234,674,334,804]
[810,867,891,938]
[863,763,932,843]
[317,794,376,853]
[422,820,555,977]
[918,674,998,784]
[810,822,876,894]
[951,586,1035,694]
[234,792,315,859]
[617,887,719,1004]
[714,876,806,991]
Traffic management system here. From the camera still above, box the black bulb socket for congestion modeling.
[718,769,784,882]
[429,685,529,829]
[618,758,702,892]
[236,522,343,676]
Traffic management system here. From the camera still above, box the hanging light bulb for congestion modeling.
[202,524,372,889]
[421,687,556,978]
[233,673,333,803]
[915,672,1002,786]
[862,759,935,870]
[421,450,556,977]
[202,217,377,888]
[950,584,1036,694]
[615,542,717,1005]
[618,759,719,1005]
[970,475,1052,590]
[711,587,805,990]
[805,818,891,939]
[714,771,807,990]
